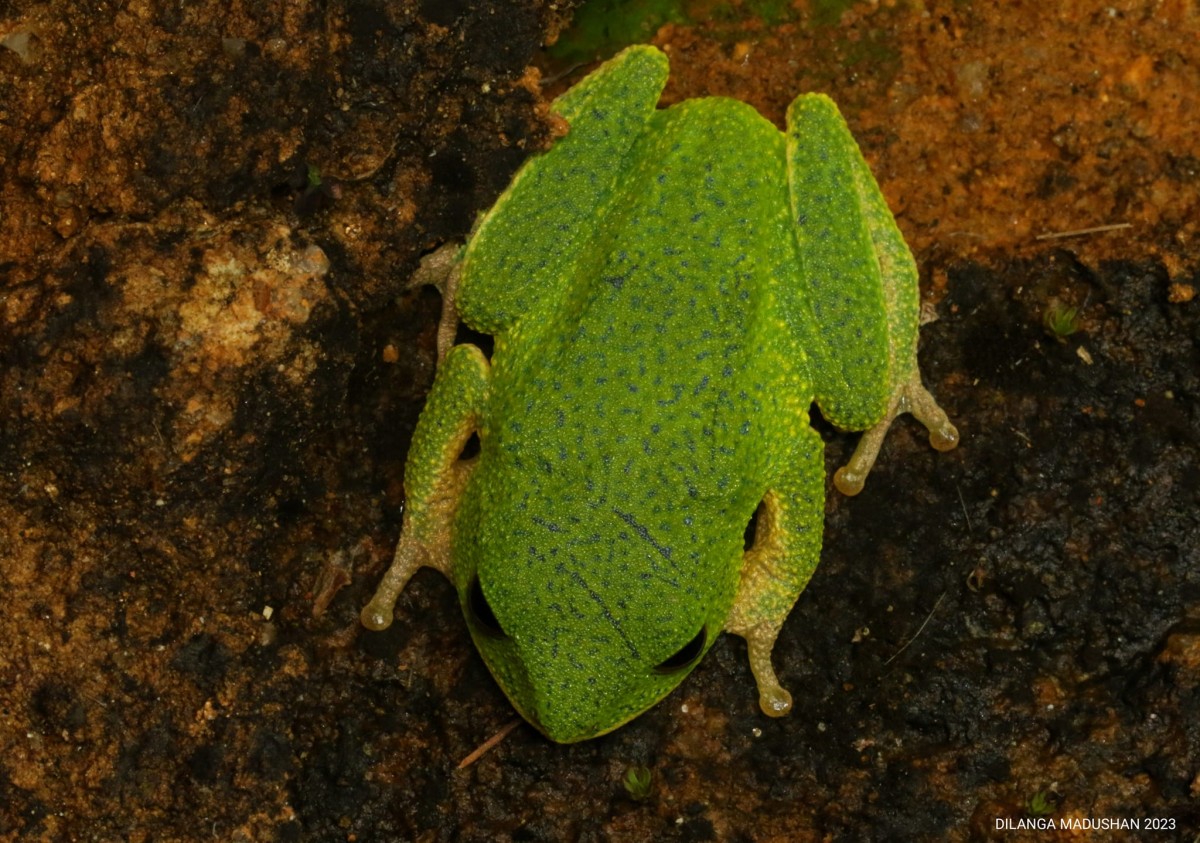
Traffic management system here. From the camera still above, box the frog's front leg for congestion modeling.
[361,343,489,630]
[725,423,826,716]
[408,243,464,364]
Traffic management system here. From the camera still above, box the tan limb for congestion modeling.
[725,425,825,717]
[834,369,959,497]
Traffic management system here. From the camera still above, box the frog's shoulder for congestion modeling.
[458,46,670,337]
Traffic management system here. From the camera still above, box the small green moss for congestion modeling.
[1029,790,1057,816]
[622,764,653,801]
[1043,302,1081,340]
[306,163,323,189]
[548,0,688,63]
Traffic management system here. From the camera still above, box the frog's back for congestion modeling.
[506,102,794,456]
[482,98,802,586]
[465,98,806,671]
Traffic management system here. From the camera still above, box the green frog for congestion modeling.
[362,45,958,743]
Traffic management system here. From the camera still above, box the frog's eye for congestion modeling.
[468,575,506,638]
[653,625,707,674]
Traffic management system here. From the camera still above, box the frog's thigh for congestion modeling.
[787,94,959,496]
[725,423,825,716]
[361,344,490,631]
[786,93,900,431]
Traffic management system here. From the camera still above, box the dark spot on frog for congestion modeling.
[612,508,674,563]
[531,516,564,533]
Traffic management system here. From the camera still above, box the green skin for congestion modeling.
[362,45,959,743]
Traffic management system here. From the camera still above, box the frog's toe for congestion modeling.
[360,600,395,631]
[929,420,959,452]
[741,627,795,717]
[759,686,793,717]
[833,465,867,497]
[902,373,959,453]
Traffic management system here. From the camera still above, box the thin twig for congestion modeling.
[457,718,522,769]
[1034,222,1131,241]
[884,592,946,666]
[956,483,972,532]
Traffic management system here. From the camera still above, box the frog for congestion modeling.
[361,44,959,744]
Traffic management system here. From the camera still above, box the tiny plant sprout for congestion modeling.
[1029,790,1056,816]
[1043,302,1081,340]
[623,765,653,801]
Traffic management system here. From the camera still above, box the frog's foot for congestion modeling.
[726,555,795,716]
[360,536,429,631]
[409,243,464,364]
[833,370,959,497]
[742,622,793,717]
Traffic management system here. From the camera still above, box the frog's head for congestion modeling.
[457,531,737,743]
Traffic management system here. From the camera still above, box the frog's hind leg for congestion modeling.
[361,344,490,631]
[784,93,958,497]
[725,423,825,716]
